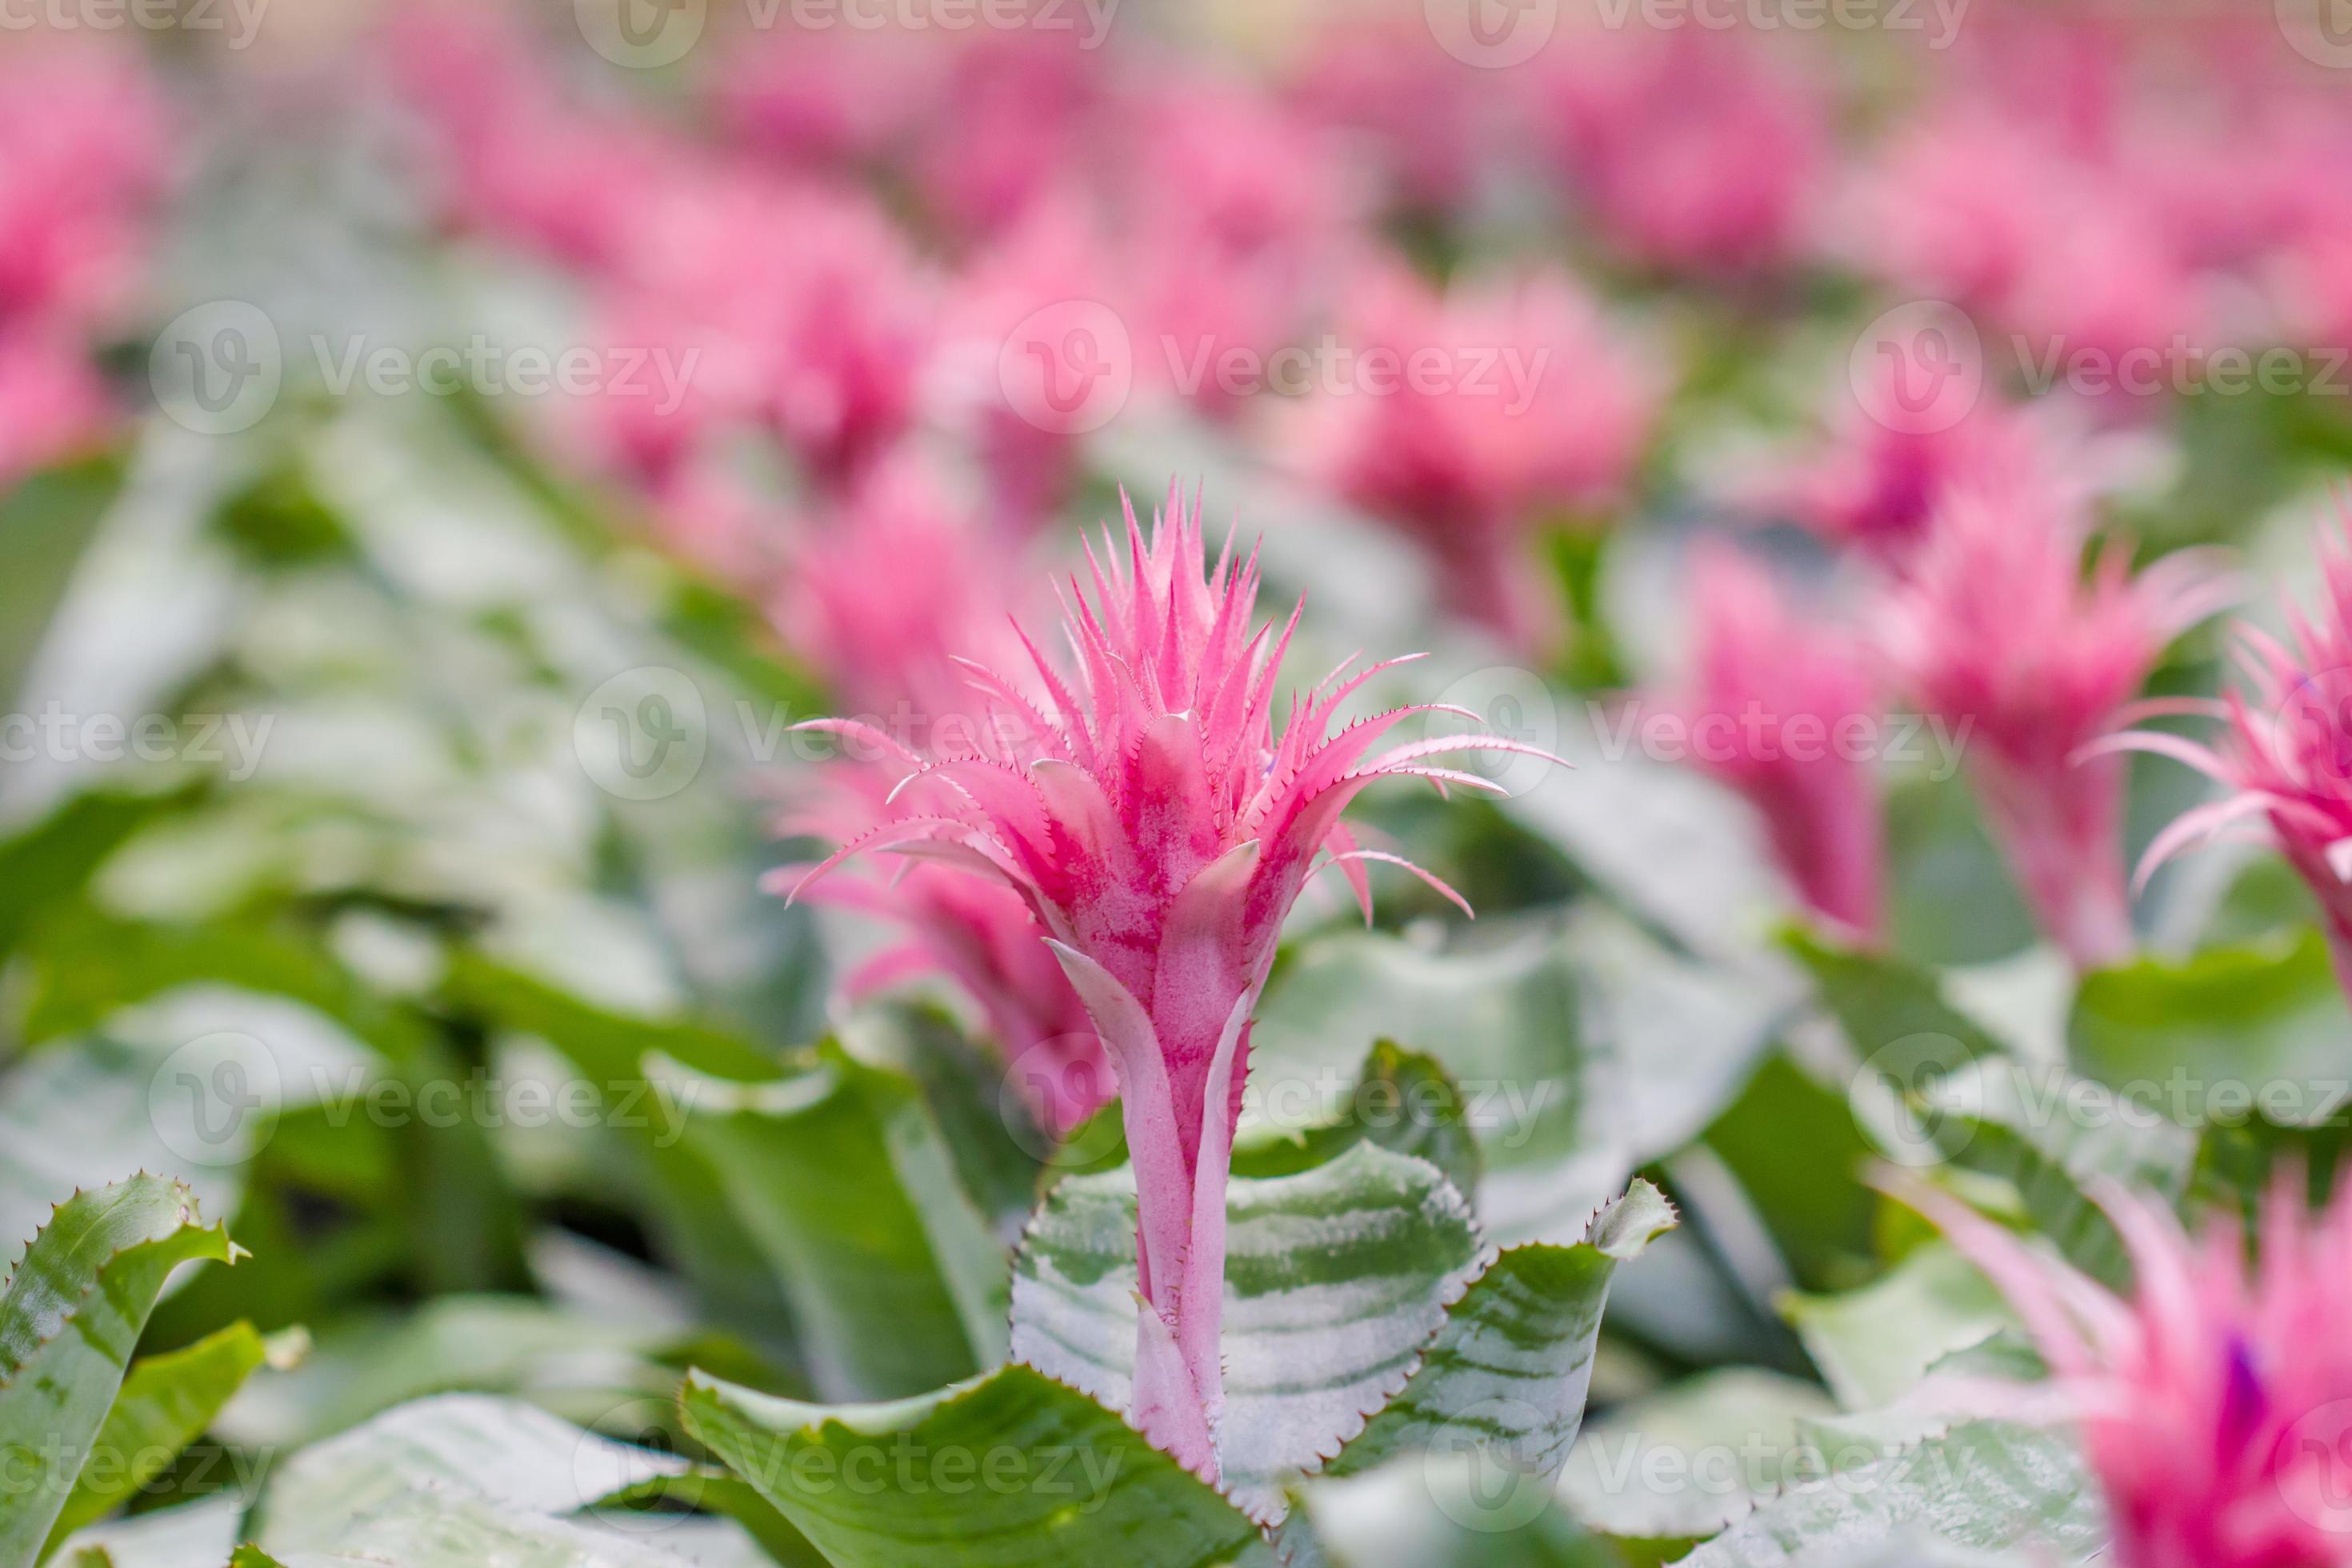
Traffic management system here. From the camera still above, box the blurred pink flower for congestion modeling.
[1882,482,2234,969]
[768,460,1109,1130]
[1910,1174,2352,1568]
[2113,515,2352,1001]
[939,196,1110,531]
[710,26,940,174]
[787,485,1550,1479]
[380,5,677,273]
[0,329,113,490]
[1841,104,2058,318]
[0,42,169,333]
[770,456,1029,725]
[1117,78,1356,419]
[1284,13,1491,218]
[909,32,1099,243]
[1846,94,2211,396]
[1666,548,1885,942]
[618,174,934,490]
[1297,259,1664,657]
[1762,374,2053,562]
[1541,29,1829,276]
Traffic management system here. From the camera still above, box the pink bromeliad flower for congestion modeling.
[1118,78,1356,422]
[1757,366,2053,564]
[2106,515,2352,1000]
[1296,258,1663,658]
[0,42,169,334]
[0,329,114,491]
[778,781,1110,1134]
[1540,27,1830,277]
[938,195,1111,532]
[1665,548,1886,942]
[621,174,934,491]
[1907,1174,2352,1568]
[380,5,678,274]
[768,461,1111,1132]
[1882,482,2235,970]
[771,458,1031,726]
[787,484,1551,1478]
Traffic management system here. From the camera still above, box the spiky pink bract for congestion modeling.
[1666,548,1886,942]
[1296,258,1663,658]
[1908,1176,2352,1568]
[770,461,1108,1133]
[790,483,1554,1478]
[2116,514,2352,1001]
[1882,482,2234,970]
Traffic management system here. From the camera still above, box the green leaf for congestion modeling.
[1922,1060,2197,1291]
[1672,1418,2105,1567]
[660,1040,1009,1400]
[0,1177,242,1562]
[1232,1042,1482,1200]
[1250,926,1630,1245]
[0,1036,249,1282]
[1558,1368,1839,1542]
[1330,1178,1677,1484]
[2194,1101,2352,1217]
[1779,1242,2014,1411]
[0,785,202,966]
[2070,931,2352,1096]
[53,1494,244,1568]
[1506,712,1790,964]
[438,956,805,1367]
[1782,929,2007,1068]
[0,454,125,710]
[42,1320,281,1557]
[1704,1051,1879,1291]
[222,1294,711,1449]
[842,1002,1046,1239]
[1882,774,2040,966]
[679,1364,1263,1568]
[250,1394,690,1563]
[18,910,435,1062]
[1011,1142,1485,1518]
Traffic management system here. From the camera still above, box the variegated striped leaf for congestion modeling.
[1011,1142,1486,1521]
